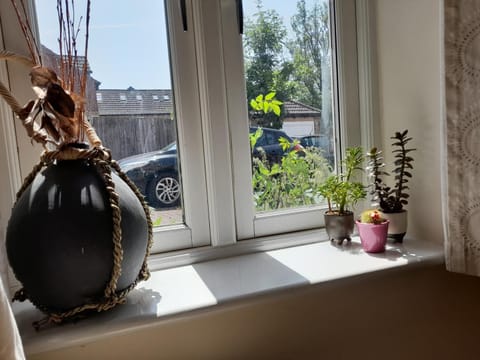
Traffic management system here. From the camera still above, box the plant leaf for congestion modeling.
[272,104,281,116]
[265,92,276,100]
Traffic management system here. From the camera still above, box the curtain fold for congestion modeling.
[444,0,480,275]
[0,271,25,360]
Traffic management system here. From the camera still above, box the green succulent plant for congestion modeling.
[367,130,415,213]
[318,147,366,215]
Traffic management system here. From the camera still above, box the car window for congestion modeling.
[162,142,177,151]
[256,133,267,146]
[265,131,276,145]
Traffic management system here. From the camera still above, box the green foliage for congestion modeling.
[248,98,331,211]
[367,130,415,212]
[244,1,296,128]
[252,144,332,211]
[288,0,330,111]
[152,216,162,227]
[243,0,333,132]
[250,92,283,117]
[250,127,263,149]
[317,147,366,214]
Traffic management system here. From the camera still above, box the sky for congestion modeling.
[35,0,324,90]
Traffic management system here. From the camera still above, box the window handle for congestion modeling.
[236,0,243,34]
[180,0,188,31]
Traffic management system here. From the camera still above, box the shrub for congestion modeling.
[250,129,331,211]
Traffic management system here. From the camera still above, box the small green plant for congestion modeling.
[318,147,366,215]
[360,209,386,224]
[152,216,163,227]
[367,130,415,213]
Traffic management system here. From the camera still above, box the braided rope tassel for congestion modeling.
[11,147,153,330]
[111,160,153,281]
[93,155,124,299]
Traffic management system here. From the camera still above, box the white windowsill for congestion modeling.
[13,236,443,356]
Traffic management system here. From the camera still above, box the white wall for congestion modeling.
[374,0,444,243]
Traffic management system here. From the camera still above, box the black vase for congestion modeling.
[6,159,149,315]
[324,212,354,245]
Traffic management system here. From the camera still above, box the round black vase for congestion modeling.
[6,159,149,314]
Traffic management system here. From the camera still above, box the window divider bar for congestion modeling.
[356,0,379,151]
[192,0,237,247]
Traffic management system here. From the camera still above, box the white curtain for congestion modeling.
[0,212,24,359]
[0,270,25,360]
[444,0,480,275]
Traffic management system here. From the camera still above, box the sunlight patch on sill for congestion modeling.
[14,237,443,356]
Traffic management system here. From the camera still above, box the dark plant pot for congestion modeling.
[6,159,149,315]
[324,212,354,245]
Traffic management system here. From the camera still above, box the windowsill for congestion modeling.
[13,236,443,356]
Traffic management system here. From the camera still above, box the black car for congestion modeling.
[118,142,180,209]
[250,126,303,163]
[118,128,302,208]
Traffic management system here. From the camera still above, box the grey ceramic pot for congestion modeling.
[324,212,355,245]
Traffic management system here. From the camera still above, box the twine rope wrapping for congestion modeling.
[11,146,153,330]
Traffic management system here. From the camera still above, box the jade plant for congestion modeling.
[318,147,366,215]
[367,130,415,213]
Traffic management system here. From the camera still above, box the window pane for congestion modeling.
[35,0,183,227]
[243,0,336,213]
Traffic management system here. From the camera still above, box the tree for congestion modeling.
[243,0,295,128]
[289,0,332,135]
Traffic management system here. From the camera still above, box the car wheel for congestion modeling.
[146,172,181,208]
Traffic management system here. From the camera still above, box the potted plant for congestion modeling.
[318,147,366,244]
[356,209,389,253]
[366,130,415,242]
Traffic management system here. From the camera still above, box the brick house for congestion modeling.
[281,100,322,138]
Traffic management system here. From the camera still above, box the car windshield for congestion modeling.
[162,142,177,152]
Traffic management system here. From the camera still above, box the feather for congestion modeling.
[30,66,59,87]
[42,101,79,141]
[45,82,75,118]
[40,114,61,142]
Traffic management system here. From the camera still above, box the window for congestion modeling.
[1,0,361,258]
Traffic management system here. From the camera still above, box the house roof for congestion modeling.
[282,100,320,118]
[95,89,318,118]
[41,45,93,75]
[96,88,173,115]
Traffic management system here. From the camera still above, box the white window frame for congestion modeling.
[219,0,363,239]
[0,0,374,276]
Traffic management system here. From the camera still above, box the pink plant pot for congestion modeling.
[356,220,389,253]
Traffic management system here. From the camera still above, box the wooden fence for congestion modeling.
[90,114,176,160]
